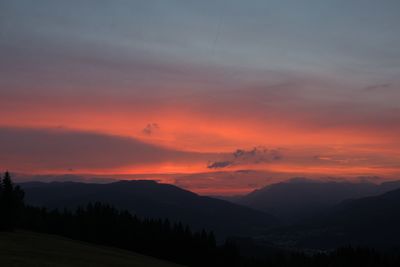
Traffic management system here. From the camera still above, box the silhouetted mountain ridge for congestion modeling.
[258,185,400,249]
[20,180,279,239]
[235,178,400,222]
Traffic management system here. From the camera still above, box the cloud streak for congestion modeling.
[0,127,211,172]
[208,147,283,169]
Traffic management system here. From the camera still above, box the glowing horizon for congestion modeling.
[1,0,400,194]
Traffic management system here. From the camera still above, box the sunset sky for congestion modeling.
[1,0,400,194]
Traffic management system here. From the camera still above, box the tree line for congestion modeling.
[0,172,240,266]
[2,171,400,266]
[20,203,243,266]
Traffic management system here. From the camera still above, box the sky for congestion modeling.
[1,0,400,194]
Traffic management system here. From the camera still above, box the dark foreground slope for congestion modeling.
[21,180,279,238]
[0,231,183,267]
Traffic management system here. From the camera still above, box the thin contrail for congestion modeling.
[212,0,224,53]
[213,12,222,50]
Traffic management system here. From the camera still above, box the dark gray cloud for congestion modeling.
[363,83,391,92]
[142,123,159,136]
[207,161,233,169]
[208,146,282,169]
[0,127,210,172]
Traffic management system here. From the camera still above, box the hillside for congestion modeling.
[0,231,183,267]
[20,180,279,239]
[324,187,400,247]
[260,187,400,250]
[237,179,400,222]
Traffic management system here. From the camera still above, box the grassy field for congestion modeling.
[0,231,184,267]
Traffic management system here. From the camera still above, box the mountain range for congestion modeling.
[20,180,279,240]
[230,178,400,223]
[20,177,400,249]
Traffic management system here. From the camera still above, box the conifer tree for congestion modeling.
[0,171,25,231]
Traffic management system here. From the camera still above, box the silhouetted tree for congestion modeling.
[0,171,25,230]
